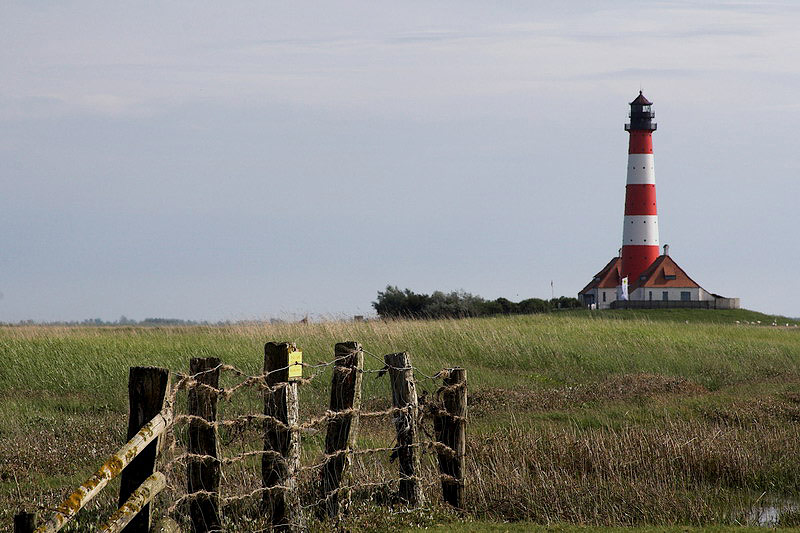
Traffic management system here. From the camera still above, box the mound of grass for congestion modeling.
[560,307,800,326]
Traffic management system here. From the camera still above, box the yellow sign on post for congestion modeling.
[288,350,303,381]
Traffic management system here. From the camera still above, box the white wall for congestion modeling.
[582,286,738,308]
[630,287,703,302]
[583,288,619,309]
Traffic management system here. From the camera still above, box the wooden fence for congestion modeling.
[14,367,177,533]
[14,341,467,533]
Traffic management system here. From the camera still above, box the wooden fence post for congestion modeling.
[320,341,363,518]
[433,368,467,508]
[187,357,222,533]
[13,511,36,533]
[119,366,170,533]
[263,342,303,532]
[384,352,423,506]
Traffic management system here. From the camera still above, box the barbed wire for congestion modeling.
[168,354,354,404]
[172,404,427,435]
[156,345,465,528]
[361,348,447,382]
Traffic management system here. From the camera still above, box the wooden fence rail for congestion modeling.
[14,367,173,533]
[31,405,173,533]
[100,472,167,533]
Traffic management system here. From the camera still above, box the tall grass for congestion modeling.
[2,313,800,529]
[3,314,799,404]
[466,420,800,525]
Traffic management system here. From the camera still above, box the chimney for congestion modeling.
[663,244,669,256]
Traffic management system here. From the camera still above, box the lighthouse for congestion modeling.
[577,91,739,310]
[621,91,659,283]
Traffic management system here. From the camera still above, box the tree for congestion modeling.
[373,285,578,319]
[372,286,430,318]
[424,291,485,318]
[518,298,549,314]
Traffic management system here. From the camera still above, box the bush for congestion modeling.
[372,286,580,319]
[372,286,432,318]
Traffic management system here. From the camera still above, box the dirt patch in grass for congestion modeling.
[700,395,800,426]
[469,373,706,415]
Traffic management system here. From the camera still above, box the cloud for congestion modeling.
[569,68,700,82]
[0,93,152,120]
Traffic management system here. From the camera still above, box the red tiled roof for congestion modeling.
[580,254,706,296]
[579,257,622,295]
[630,255,703,291]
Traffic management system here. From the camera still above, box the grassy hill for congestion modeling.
[560,307,800,326]
[2,310,800,530]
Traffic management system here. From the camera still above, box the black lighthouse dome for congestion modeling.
[625,91,657,132]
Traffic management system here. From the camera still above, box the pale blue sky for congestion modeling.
[2,1,799,321]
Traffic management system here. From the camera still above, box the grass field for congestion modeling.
[2,309,800,531]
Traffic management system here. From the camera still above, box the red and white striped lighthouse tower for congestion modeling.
[621,91,660,283]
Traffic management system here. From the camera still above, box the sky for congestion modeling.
[2,1,799,322]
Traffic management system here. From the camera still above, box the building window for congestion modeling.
[602,292,606,302]
[681,291,691,301]
[662,291,668,301]
[649,291,652,301]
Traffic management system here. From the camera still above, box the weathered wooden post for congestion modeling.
[320,342,364,518]
[262,342,303,532]
[187,357,222,533]
[13,511,36,533]
[119,366,171,533]
[384,352,423,506]
[433,368,467,508]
